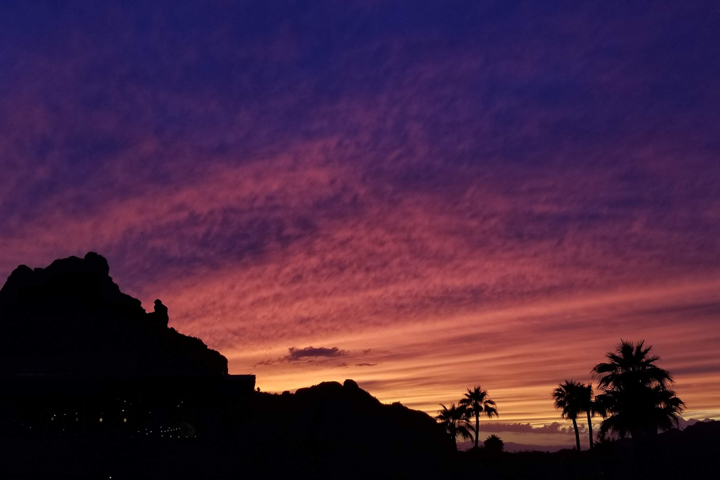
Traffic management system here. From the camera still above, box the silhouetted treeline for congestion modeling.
[436,385,499,451]
[552,340,685,453]
[449,421,719,480]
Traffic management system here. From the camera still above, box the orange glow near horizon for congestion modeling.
[169,271,720,425]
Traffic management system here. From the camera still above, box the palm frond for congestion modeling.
[591,340,684,440]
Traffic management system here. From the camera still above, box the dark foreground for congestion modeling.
[1,410,718,479]
[0,379,449,480]
[454,421,720,480]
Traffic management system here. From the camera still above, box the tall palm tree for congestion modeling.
[577,383,595,449]
[459,386,498,449]
[435,403,473,450]
[552,380,584,451]
[592,340,685,442]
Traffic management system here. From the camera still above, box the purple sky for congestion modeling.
[1,0,719,446]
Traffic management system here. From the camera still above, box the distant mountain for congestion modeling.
[459,418,720,454]
[677,417,715,430]
[458,439,573,453]
[0,252,227,377]
[504,442,575,453]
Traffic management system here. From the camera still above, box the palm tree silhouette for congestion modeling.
[552,380,584,451]
[592,340,685,442]
[436,403,474,450]
[577,383,595,449]
[459,386,498,449]
[483,434,505,453]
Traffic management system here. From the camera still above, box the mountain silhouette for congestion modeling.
[0,253,717,480]
[166,378,453,479]
[0,253,454,478]
[0,252,227,377]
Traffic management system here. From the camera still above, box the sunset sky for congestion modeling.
[1,1,719,448]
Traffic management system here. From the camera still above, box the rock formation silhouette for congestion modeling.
[0,253,452,479]
[0,252,227,377]
[239,379,454,478]
[148,299,169,328]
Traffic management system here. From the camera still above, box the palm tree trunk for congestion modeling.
[475,412,479,449]
[586,411,594,450]
[572,418,581,452]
